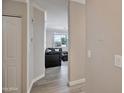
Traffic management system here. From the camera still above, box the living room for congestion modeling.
[45,27,68,68]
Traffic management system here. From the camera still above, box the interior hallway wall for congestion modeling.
[2,0,27,92]
[69,1,86,83]
[86,0,122,93]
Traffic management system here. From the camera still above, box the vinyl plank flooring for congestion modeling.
[31,62,85,93]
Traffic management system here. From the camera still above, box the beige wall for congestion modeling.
[2,0,27,93]
[69,1,86,82]
[86,0,122,93]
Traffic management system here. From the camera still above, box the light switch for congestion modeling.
[88,50,92,58]
[114,55,122,68]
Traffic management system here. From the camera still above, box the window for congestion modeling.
[53,33,68,48]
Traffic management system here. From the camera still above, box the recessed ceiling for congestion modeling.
[32,0,68,30]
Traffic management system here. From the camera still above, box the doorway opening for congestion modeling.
[31,0,69,92]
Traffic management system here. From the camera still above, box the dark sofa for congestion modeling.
[45,48,62,68]
[62,51,68,61]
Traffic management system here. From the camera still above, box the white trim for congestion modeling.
[68,78,86,86]
[12,0,28,3]
[27,73,45,93]
[70,0,86,4]
[47,26,68,31]
[27,0,30,93]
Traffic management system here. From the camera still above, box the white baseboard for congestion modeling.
[28,73,45,93]
[68,78,86,86]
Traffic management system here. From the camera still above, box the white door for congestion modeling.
[33,7,45,78]
[3,16,22,93]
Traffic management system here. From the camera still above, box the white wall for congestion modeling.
[46,28,68,51]
[68,1,86,84]
[46,28,54,48]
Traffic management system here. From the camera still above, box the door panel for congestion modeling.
[33,7,45,79]
[3,16,22,93]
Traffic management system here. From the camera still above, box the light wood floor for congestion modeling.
[31,62,85,93]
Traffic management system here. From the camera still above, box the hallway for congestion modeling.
[31,62,86,93]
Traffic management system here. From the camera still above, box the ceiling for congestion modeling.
[32,0,68,30]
